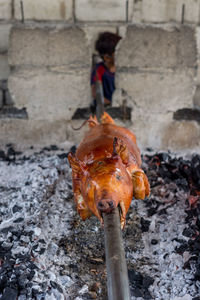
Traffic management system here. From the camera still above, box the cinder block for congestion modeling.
[48,27,89,67]
[9,28,49,67]
[170,0,200,24]
[76,0,127,22]
[116,69,195,116]
[0,0,11,20]
[0,54,10,80]
[128,114,200,151]
[0,119,72,146]
[131,0,142,23]
[9,27,89,68]
[128,113,173,150]
[8,68,91,121]
[0,24,12,53]
[116,26,196,69]
[142,0,170,23]
[163,120,200,150]
[14,0,73,21]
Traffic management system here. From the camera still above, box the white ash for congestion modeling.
[0,147,199,299]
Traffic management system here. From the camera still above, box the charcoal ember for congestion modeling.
[191,155,200,184]
[174,178,189,191]
[69,145,76,154]
[175,243,188,254]
[179,161,192,179]
[128,269,153,299]
[0,150,6,160]
[156,152,170,163]
[12,205,23,214]
[140,217,150,232]
[50,281,63,293]
[1,286,18,300]
[182,227,195,237]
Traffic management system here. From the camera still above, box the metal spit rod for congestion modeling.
[95,61,130,299]
[103,209,131,300]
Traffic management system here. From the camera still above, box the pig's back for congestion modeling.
[76,124,141,166]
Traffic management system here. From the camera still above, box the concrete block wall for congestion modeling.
[115,25,199,150]
[0,0,200,150]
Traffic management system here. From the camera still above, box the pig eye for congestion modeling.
[116,174,121,181]
[97,161,103,165]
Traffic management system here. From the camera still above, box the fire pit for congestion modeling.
[0,145,200,299]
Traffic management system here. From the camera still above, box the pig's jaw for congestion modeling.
[96,198,126,229]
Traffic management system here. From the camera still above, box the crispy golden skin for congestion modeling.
[68,112,150,228]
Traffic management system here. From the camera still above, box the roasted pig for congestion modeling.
[68,112,150,228]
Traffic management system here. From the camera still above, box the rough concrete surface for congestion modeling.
[116,69,196,114]
[117,26,197,69]
[0,0,11,20]
[8,68,90,121]
[128,114,200,151]
[142,0,171,23]
[163,120,200,149]
[14,0,73,21]
[0,24,12,53]
[75,0,131,22]
[9,26,90,69]
[0,54,10,80]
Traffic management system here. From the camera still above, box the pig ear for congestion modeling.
[68,152,85,176]
[132,170,150,200]
[113,137,129,165]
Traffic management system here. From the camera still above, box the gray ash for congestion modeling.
[0,147,200,299]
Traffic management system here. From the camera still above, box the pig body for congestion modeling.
[68,112,150,228]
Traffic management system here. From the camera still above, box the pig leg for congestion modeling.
[131,169,150,200]
[119,201,127,229]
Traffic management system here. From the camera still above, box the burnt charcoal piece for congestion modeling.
[70,145,76,154]
[156,152,170,163]
[0,150,6,160]
[50,145,59,151]
[191,155,200,187]
[128,269,153,299]
[12,205,22,213]
[50,281,63,293]
[151,239,158,245]
[140,217,151,232]
[182,227,195,237]
[175,243,188,254]
[1,287,18,300]
[7,146,19,157]
[147,207,157,217]
[13,217,24,223]
[57,153,68,159]
[179,162,192,179]
[175,178,189,191]
[39,248,46,255]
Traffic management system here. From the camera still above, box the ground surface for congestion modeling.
[0,145,200,300]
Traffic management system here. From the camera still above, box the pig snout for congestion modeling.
[97,199,116,213]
